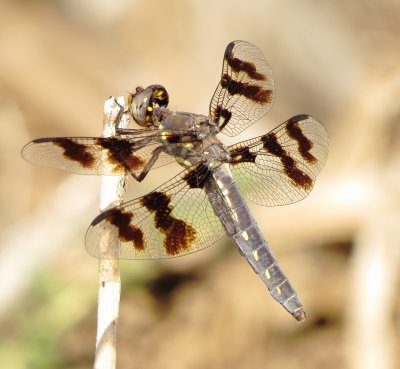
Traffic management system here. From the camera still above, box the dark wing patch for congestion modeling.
[85,165,224,259]
[285,114,316,163]
[230,146,257,165]
[224,41,266,80]
[182,163,211,189]
[213,106,232,131]
[261,132,313,190]
[228,115,329,206]
[53,138,95,168]
[141,192,196,256]
[95,137,145,173]
[21,135,175,176]
[221,74,273,104]
[92,208,145,250]
[210,40,275,136]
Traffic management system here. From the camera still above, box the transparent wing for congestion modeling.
[22,136,173,175]
[22,133,177,176]
[229,115,329,206]
[86,164,225,259]
[209,40,275,136]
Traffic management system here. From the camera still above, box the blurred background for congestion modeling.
[1,0,399,368]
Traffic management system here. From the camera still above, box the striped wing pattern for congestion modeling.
[85,164,224,259]
[229,114,329,206]
[21,135,174,176]
[209,40,275,136]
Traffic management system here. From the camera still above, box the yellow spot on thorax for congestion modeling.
[176,157,191,167]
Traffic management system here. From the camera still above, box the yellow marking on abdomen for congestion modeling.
[242,231,249,241]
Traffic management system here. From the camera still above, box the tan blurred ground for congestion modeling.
[0,1,399,368]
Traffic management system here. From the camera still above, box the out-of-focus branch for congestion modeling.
[342,73,400,369]
[94,97,129,369]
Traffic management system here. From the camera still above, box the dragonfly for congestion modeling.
[22,40,329,321]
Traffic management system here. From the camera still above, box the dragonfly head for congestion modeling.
[128,85,169,127]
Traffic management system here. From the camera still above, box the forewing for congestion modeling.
[22,136,175,176]
[209,40,275,136]
[85,164,225,259]
[229,115,329,206]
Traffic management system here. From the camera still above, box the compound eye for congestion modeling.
[129,85,169,127]
[151,85,169,108]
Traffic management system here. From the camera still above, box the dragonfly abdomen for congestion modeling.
[206,165,306,321]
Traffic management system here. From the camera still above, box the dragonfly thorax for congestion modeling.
[161,112,218,140]
[160,112,227,169]
[201,139,231,168]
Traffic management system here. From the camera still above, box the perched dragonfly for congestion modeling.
[22,41,329,321]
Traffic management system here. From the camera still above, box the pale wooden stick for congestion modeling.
[94,96,129,369]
